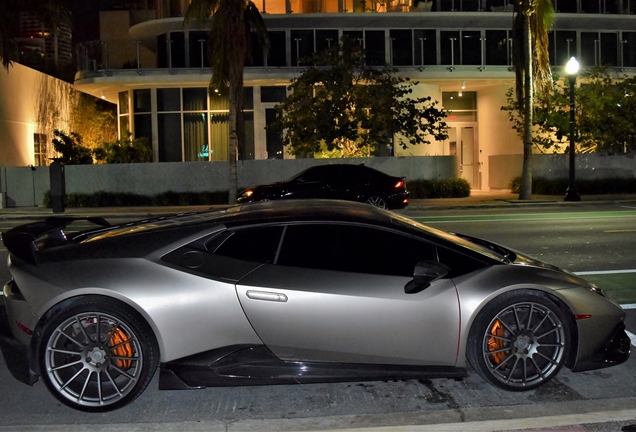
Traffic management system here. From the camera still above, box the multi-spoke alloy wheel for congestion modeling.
[468,291,569,391]
[365,196,388,209]
[39,298,158,412]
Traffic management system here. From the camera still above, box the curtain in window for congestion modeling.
[184,113,209,161]
[210,113,229,161]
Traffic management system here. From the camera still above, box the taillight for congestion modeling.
[395,180,404,188]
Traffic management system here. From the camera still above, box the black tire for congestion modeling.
[38,297,159,412]
[467,290,569,391]
[364,196,388,209]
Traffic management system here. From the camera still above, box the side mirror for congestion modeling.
[404,261,450,294]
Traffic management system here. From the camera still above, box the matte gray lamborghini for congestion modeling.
[0,200,630,412]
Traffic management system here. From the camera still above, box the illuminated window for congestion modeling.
[33,133,47,166]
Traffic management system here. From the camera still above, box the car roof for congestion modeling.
[218,199,394,227]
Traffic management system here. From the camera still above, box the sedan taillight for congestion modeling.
[395,180,404,188]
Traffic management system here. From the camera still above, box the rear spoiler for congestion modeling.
[1,217,111,265]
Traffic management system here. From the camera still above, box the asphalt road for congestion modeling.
[1,203,636,431]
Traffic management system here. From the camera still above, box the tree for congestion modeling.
[502,68,636,154]
[513,0,555,200]
[70,92,118,151]
[51,129,93,164]
[185,0,268,203]
[270,39,448,158]
[94,134,153,164]
[1,0,72,71]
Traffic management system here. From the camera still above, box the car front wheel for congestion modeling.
[467,290,569,391]
[39,297,158,412]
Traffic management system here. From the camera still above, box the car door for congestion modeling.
[323,165,364,201]
[285,166,331,199]
[235,223,461,366]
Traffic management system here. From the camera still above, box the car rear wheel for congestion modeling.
[365,196,388,209]
[39,297,158,412]
[467,290,569,391]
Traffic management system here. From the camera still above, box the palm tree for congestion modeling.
[513,0,555,200]
[185,0,268,204]
[1,0,71,71]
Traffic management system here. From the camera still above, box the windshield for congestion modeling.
[390,213,510,262]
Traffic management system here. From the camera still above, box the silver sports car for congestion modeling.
[0,200,630,412]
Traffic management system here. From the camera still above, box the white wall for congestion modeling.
[0,62,75,167]
[394,83,446,157]
[0,63,40,166]
[477,85,523,190]
[0,156,457,207]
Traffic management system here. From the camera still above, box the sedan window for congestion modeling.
[212,226,284,263]
[277,224,436,277]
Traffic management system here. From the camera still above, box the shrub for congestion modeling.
[408,178,471,199]
[509,176,636,195]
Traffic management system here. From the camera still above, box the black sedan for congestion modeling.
[237,164,410,209]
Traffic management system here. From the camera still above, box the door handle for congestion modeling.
[246,290,288,302]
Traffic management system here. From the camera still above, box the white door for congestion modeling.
[448,125,478,189]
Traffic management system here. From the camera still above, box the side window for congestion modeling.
[301,166,328,182]
[211,226,283,263]
[277,224,436,277]
[437,246,488,278]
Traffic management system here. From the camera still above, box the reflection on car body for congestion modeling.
[0,200,630,412]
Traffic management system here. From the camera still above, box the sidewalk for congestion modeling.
[2,191,636,220]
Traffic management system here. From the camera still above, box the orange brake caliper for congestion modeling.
[109,328,133,369]
[488,319,506,365]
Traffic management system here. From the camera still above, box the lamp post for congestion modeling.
[564,56,581,202]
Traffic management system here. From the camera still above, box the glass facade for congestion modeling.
[121,87,255,162]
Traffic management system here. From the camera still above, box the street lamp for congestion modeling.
[564,56,581,202]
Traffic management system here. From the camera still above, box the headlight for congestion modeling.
[244,190,254,198]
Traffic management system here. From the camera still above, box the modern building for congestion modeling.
[16,12,74,81]
[69,1,636,189]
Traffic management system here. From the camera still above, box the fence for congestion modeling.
[0,156,457,208]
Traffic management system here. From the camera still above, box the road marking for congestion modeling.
[627,331,636,347]
[605,229,636,233]
[413,211,636,224]
[574,269,636,276]
[621,303,636,310]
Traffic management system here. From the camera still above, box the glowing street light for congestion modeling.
[564,57,581,202]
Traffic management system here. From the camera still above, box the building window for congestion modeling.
[118,90,130,139]
[581,32,618,66]
[485,30,510,65]
[261,86,287,103]
[34,133,47,166]
[461,30,482,65]
[316,30,339,55]
[267,31,287,66]
[133,89,152,149]
[157,88,181,111]
[414,30,436,66]
[553,0,577,12]
[190,31,209,68]
[443,92,477,122]
[551,30,577,67]
[365,31,386,66]
[623,32,636,67]
[158,113,182,162]
[391,30,413,66]
[291,29,315,66]
[440,31,460,66]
